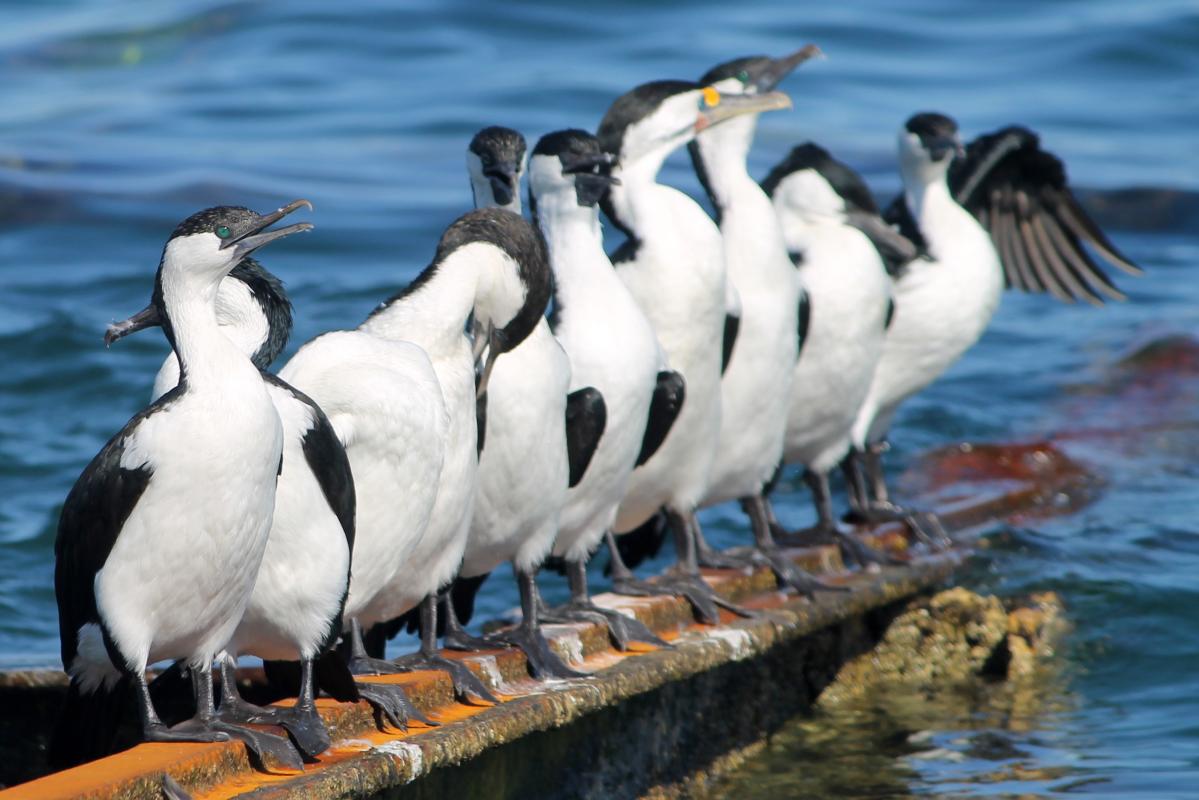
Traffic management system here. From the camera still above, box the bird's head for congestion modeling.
[900,112,964,184]
[467,126,528,212]
[529,128,620,211]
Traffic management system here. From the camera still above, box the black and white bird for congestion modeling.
[526,128,671,650]
[688,47,837,593]
[811,114,1140,520]
[106,257,359,759]
[597,80,790,623]
[445,126,598,679]
[51,202,312,770]
[759,143,904,560]
[467,126,528,211]
[282,208,552,703]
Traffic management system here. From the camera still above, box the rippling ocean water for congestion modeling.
[2,1,1196,795]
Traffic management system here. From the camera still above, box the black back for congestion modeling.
[55,389,183,671]
[565,387,607,488]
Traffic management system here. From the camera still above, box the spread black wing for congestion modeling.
[55,391,180,671]
[796,289,811,359]
[565,387,607,488]
[637,370,685,467]
[722,314,740,374]
[950,126,1143,304]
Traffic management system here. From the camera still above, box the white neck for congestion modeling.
[361,257,478,357]
[692,114,758,212]
[535,188,613,304]
[158,265,248,388]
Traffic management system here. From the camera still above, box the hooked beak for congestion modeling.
[221,199,314,259]
[104,304,161,347]
[563,152,621,207]
[474,323,506,399]
[484,163,521,207]
[696,90,792,132]
[927,134,965,162]
[749,44,823,93]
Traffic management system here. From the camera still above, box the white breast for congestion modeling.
[280,330,448,629]
[785,222,892,474]
[614,184,725,530]
[464,320,571,577]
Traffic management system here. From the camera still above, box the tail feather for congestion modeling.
[48,676,132,770]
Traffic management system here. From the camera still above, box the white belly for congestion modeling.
[464,322,570,576]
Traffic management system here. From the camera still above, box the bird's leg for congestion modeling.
[391,594,498,705]
[440,589,496,652]
[345,618,405,676]
[488,566,587,679]
[216,652,330,758]
[740,494,846,597]
[607,525,717,625]
[161,662,303,772]
[779,470,894,568]
[693,515,758,572]
[844,442,952,549]
[539,555,668,651]
[840,448,870,517]
[659,511,756,620]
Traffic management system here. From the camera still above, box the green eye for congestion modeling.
[216,225,231,239]
[737,70,749,83]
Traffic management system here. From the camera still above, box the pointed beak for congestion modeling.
[696,90,792,132]
[104,304,161,346]
[484,163,521,207]
[750,44,823,93]
[222,199,314,259]
[475,325,506,399]
[563,152,621,207]
[928,134,965,161]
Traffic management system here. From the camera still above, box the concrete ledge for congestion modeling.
[1,441,1095,800]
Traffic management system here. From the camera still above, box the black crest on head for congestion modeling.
[532,128,600,160]
[906,112,959,142]
[229,258,293,368]
[597,80,699,155]
[469,126,527,166]
[167,206,257,242]
[761,143,879,214]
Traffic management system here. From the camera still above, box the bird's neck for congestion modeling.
[689,114,759,217]
[535,193,614,305]
[160,269,252,388]
[362,258,478,356]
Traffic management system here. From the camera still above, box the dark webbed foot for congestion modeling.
[355,680,435,730]
[611,572,720,625]
[216,694,330,760]
[161,774,192,800]
[754,545,848,598]
[489,624,588,680]
[442,628,498,653]
[540,600,669,651]
[694,545,758,572]
[391,652,498,705]
[776,521,897,569]
[150,718,303,773]
[347,654,406,677]
[907,511,953,551]
[658,572,757,619]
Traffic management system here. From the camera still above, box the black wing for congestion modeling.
[476,381,488,457]
[846,210,920,277]
[55,391,180,670]
[722,313,740,375]
[883,193,928,260]
[796,289,811,359]
[266,374,356,655]
[565,387,607,488]
[637,370,685,467]
[950,126,1142,304]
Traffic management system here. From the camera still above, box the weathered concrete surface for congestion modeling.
[642,588,1069,800]
[0,440,1093,800]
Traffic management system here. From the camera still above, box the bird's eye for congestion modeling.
[737,70,749,83]
[216,225,232,239]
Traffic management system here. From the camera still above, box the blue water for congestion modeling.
[2,0,1197,794]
